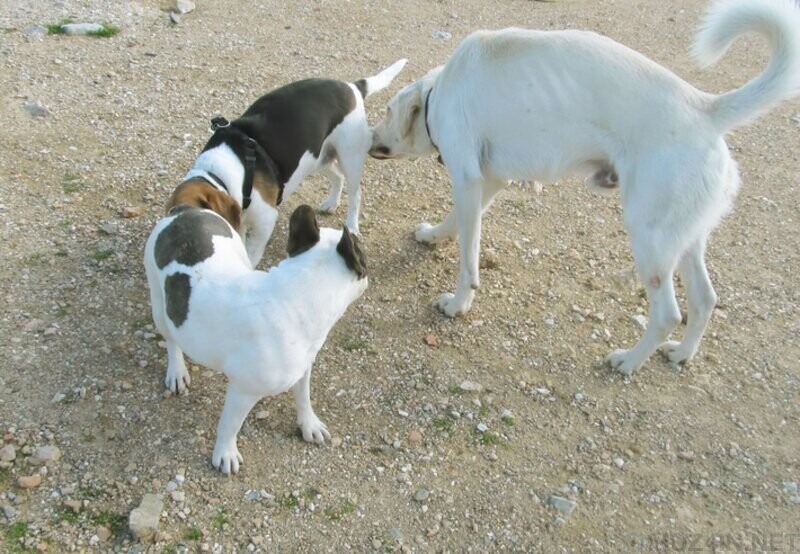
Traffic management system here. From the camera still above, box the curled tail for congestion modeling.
[693,0,800,133]
[353,58,407,99]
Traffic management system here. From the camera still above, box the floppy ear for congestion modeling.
[204,187,242,232]
[336,226,367,279]
[400,87,422,139]
[287,205,320,257]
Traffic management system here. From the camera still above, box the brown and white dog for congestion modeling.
[169,59,406,268]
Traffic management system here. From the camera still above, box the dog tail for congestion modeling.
[693,0,800,132]
[354,59,407,99]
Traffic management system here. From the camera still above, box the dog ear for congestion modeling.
[204,188,242,232]
[400,87,422,139]
[336,226,367,279]
[287,205,320,257]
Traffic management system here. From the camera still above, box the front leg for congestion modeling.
[212,383,262,474]
[292,366,330,444]
[164,339,190,394]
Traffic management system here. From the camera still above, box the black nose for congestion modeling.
[369,146,391,159]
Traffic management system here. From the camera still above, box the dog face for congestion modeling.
[167,179,242,231]
[369,68,443,160]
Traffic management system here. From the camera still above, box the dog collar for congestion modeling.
[209,117,284,207]
[204,170,228,192]
[424,89,444,165]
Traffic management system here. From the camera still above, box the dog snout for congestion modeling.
[369,144,391,159]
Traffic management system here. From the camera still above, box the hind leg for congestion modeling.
[146,265,191,394]
[292,365,330,444]
[318,163,345,214]
[607,231,682,375]
[660,239,717,366]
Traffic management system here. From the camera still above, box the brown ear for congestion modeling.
[337,226,367,279]
[287,205,320,257]
[204,187,242,232]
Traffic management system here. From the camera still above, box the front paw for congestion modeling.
[165,367,191,395]
[298,414,331,445]
[606,348,641,376]
[212,442,243,475]
[437,292,468,318]
[415,222,439,244]
[318,196,340,214]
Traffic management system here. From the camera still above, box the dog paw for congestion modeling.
[165,367,191,395]
[212,442,243,475]
[437,293,467,318]
[606,349,641,376]
[659,341,691,369]
[318,196,340,214]
[298,414,331,445]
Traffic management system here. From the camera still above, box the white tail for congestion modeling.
[356,59,408,99]
[693,0,800,132]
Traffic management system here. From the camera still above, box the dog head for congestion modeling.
[167,179,242,232]
[369,66,443,160]
[287,205,367,281]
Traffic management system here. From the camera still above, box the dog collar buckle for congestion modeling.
[210,116,231,131]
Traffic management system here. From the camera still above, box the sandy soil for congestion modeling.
[0,0,798,552]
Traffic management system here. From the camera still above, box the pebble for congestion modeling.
[61,23,105,36]
[431,30,452,40]
[3,506,18,519]
[18,474,43,488]
[549,495,577,515]
[22,25,47,38]
[51,392,65,403]
[414,488,430,502]
[62,499,82,513]
[631,314,648,330]
[782,481,798,495]
[31,445,61,464]
[0,445,15,462]
[254,410,269,420]
[458,380,482,392]
[129,493,163,543]
[96,526,112,542]
[330,436,343,447]
[23,100,50,118]
[407,430,422,444]
[175,0,196,14]
[99,222,118,235]
[613,457,625,469]
[170,491,185,502]
[678,451,696,462]
[169,11,181,24]
[386,528,404,542]
[476,423,488,433]
[122,206,143,218]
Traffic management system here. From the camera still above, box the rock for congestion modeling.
[18,474,43,488]
[31,445,61,464]
[431,30,452,40]
[783,481,798,495]
[175,0,196,14]
[96,526,112,542]
[169,12,181,24]
[3,505,18,519]
[61,23,105,36]
[423,334,439,347]
[23,100,50,117]
[51,392,65,403]
[613,457,625,469]
[254,410,269,420]
[386,528,404,543]
[62,499,82,513]
[678,451,696,462]
[122,206,143,218]
[0,445,15,462]
[330,436,342,447]
[631,314,648,330]
[458,380,482,392]
[99,222,118,235]
[129,493,163,543]
[414,488,430,503]
[407,430,423,445]
[476,423,488,433]
[170,491,185,502]
[548,495,577,515]
[22,25,47,38]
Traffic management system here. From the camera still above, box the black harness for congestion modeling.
[209,116,284,207]
[424,88,443,165]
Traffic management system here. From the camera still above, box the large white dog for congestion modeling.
[369,0,800,375]
[144,204,367,473]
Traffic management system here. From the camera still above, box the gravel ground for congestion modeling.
[1,0,798,552]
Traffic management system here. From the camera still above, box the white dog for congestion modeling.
[170,59,406,268]
[369,0,800,375]
[144,204,368,473]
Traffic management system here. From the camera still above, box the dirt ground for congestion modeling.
[1,0,798,552]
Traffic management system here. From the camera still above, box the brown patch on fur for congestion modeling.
[251,171,281,207]
[167,179,242,231]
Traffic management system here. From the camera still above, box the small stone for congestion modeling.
[122,206,143,218]
[613,457,625,469]
[423,334,439,347]
[23,25,47,38]
[386,528,404,542]
[63,499,82,513]
[51,392,65,403]
[783,481,798,495]
[544,318,555,326]
[3,506,18,519]
[170,491,185,502]
[254,410,269,420]
[476,423,488,433]
[330,436,343,447]
[549,495,577,515]
[18,474,43,488]
[165,480,178,492]
[631,314,648,330]
[245,490,261,501]
[407,430,422,444]
[96,526,112,542]
[31,445,61,464]
[99,222,118,235]
[129,493,163,543]
[23,100,50,117]
[414,488,429,503]
[458,380,482,392]
[431,30,452,40]
[61,23,105,36]
[678,451,696,462]
[0,445,15,462]
[175,0,196,14]
[169,11,181,24]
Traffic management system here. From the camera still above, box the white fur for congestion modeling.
[144,210,368,474]
[370,0,800,375]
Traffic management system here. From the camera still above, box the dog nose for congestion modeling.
[369,145,391,159]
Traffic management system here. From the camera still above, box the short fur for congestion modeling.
[369,0,800,375]
[181,59,406,269]
[144,205,368,474]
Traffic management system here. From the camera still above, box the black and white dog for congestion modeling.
[144,204,368,474]
[169,59,406,268]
